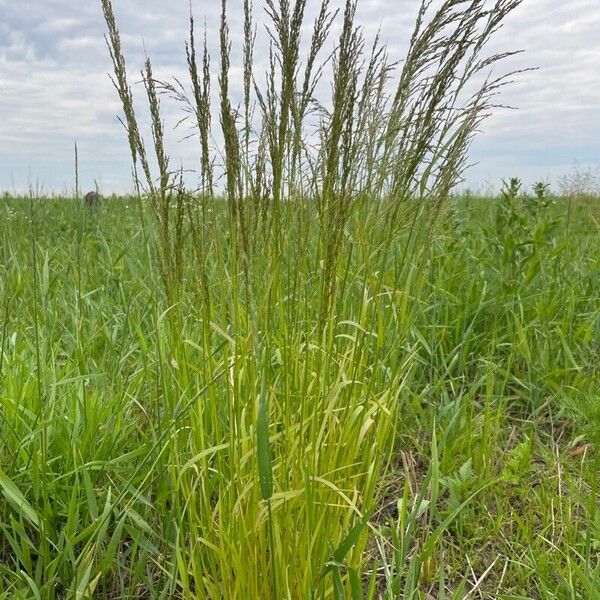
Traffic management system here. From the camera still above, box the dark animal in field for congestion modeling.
[84,191,101,206]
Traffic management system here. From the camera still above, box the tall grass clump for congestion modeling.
[96,0,525,597]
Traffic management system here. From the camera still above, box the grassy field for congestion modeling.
[1,0,599,597]
[0,190,599,598]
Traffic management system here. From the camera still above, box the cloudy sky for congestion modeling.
[0,0,599,195]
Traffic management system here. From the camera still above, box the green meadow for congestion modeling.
[2,0,600,597]
[0,190,599,598]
